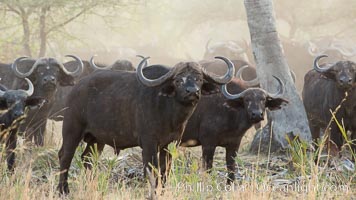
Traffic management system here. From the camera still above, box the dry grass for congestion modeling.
[0,121,354,200]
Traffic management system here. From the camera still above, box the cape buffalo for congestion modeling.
[90,55,136,71]
[181,72,288,184]
[303,55,356,155]
[50,57,135,121]
[0,78,44,170]
[57,56,235,194]
[199,59,294,131]
[11,55,83,146]
[49,60,92,121]
[203,40,250,62]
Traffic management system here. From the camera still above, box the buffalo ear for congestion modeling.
[25,96,45,108]
[201,82,220,95]
[0,97,8,110]
[159,84,176,97]
[266,97,288,111]
[59,72,75,86]
[223,98,244,110]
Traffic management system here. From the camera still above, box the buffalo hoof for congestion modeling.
[226,174,235,185]
[57,182,69,195]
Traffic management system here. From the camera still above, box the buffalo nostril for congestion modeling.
[348,78,353,83]
[186,87,199,94]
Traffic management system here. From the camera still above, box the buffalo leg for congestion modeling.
[202,145,216,171]
[34,122,47,146]
[226,136,242,184]
[81,142,105,169]
[5,131,17,171]
[309,123,320,143]
[57,121,84,194]
[225,146,238,185]
[24,127,34,144]
[159,145,171,185]
[141,141,158,178]
[329,123,343,155]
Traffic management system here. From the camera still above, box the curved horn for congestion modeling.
[11,56,35,78]
[266,75,284,97]
[329,43,356,57]
[136,55,146,59]
[136,57,176,87]
[313,54,333,73]
[221,84,250,100]
[202,56,235,84]
[90,55,112,70]
[59,55,84,77]
[136,55,150,68]
[0,84,6,97]
[236,65,259,86]
[19,78,34,96]
[227,40,245,54]
[290,70,296,83]
[205,39,212,51]
[221,75,284,100]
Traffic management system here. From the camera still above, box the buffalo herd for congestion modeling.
[0,39,355,194]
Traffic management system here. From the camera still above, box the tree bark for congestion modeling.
[244,0,312,153]
[38,6,49,57]
[18,7,32,57]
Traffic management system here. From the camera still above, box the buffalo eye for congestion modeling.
[7,100,14,105]
[194,77,202,82]
[175,79,183,85]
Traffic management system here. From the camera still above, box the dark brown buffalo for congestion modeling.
[199,59,294,132]
[10,56,83,146]
[89,55,136,71]
[0,78,44,170]
[302,55,356,155]
[57,56,235,194]
[181,74,288,184]
[49,60,93,121]
[50,57,135,121]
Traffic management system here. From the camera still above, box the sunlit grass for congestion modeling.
[0,121,354,199]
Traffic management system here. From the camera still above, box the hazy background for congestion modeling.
[0,0,355,66]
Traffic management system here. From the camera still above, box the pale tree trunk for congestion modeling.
[244,0,312,153]
[17,7,33,57]
[21,14,32,57]
[38,6,49,57]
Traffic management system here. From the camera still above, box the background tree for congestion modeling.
[274,0,356,39]
[0,0,139,58]
[244,0,312,153]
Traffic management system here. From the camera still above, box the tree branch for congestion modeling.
[6,4,20,15]
[46,6,94,34]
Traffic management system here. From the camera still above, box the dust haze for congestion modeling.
[0,0,355,71]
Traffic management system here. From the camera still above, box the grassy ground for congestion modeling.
[0,121,354,200]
